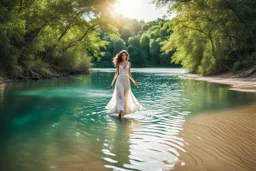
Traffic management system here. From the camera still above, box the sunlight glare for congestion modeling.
[112,0,140,19]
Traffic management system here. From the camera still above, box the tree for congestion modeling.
[156,0,256,74]
[0,0,117,78]
[150,39,161,64]
[112,39,126,56]
[128,35,141,49]
[140,33,150,60]
[127,35,146,66]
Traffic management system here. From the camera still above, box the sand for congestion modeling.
[185,72,256,93]
[178,69,256,170]
[0,76,11,85]
[174,102,256,171]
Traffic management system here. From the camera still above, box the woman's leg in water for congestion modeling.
[117,86,124,118]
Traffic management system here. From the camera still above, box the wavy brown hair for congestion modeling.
[112,50,129,67]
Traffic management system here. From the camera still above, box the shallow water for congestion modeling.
[176,102,256,171]
[0,68,255,171]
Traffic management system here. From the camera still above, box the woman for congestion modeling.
[105,50,143,119]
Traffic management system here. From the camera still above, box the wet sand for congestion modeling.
[186,72,256,93]
[174,102,256,171]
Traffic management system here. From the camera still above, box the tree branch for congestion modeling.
[63,24,99,51]
[222,0,248,27]
[18,0,23,13]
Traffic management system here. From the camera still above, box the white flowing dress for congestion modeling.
[105,62,143,114]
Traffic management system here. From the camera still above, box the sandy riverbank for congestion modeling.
[0,76,12,85]
[185,71,256,93]
[179,68,256,170]
[174,102,256,171]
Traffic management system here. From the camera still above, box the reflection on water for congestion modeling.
[0,68,255,171]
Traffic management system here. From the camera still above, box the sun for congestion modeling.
[112,0,140,19]
[111,0,171,22]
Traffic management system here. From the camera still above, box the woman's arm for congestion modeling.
[128,62,139,87]
[110,64,119,88]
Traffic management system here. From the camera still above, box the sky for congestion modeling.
[112,0,173,22]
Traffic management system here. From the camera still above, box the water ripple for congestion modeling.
[1,68,256,171]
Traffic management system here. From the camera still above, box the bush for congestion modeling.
[233,61,241,71]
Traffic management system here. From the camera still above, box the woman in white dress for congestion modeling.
[105,50,143,119]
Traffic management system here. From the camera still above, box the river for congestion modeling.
[0,68,255,171]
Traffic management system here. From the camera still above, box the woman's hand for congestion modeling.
[110,84,113,88]
[134,81,139,87]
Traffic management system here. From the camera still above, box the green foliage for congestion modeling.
[248,52,256,61]
[127,45,146,66]
[128,35,141,49]
[233,61,241,71]
[0,0,116,78]
[112,39,126,55]
[140,34,150,51]
[55,47,92,71]
[127,35,146,66]
[119,26,134,41]
[142,24,150,31]
[95,16,176,67]
[158,0,256,74]
[150,39,161,64]
[140,33,150,60]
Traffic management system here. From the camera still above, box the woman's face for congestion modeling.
[121,53,127,61]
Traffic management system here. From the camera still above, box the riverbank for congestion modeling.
[0,76,12,85]
[185,69,256,93]
[174,102,256,171]
[0,69,89,85]
[179,67,256,170]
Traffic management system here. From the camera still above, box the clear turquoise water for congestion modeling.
[0,68,255,171]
